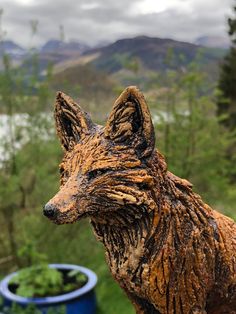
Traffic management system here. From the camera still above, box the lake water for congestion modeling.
[0,113,53,164]
[0,109,188,164]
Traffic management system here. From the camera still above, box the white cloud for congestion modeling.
[0,0,234,47]
[80,3,100,10]
[14,0,34,5]
[136,0,191,14]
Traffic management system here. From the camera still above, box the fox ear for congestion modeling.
[105,86,155,158]
[55,92,94,151]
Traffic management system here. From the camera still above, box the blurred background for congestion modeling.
[0,0,236,313]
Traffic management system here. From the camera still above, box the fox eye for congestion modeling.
[59,166,70,185]
[139,182,149,190]
[87,168,109,181]
[60,167,68,177]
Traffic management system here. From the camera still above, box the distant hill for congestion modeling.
[81,36,226,74]
[0,40,26,70]
[195,36,230,49]
[1,36,227,84]
[52,63,115,95]
[51,64,117,122]
[0,39,91,73]
[41,39,89,55]
[0,40,25,57]
[17,39,91,75]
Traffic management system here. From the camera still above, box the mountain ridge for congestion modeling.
[0,36,227,78]
[79,35,226,75]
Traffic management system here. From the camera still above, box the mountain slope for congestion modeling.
[82,36,226,74]
[0,40,25,57]
[195,36,230,49]
[19,40,91,75]
[0,40,26,70]
[41,39,89,55]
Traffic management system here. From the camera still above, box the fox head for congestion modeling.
[44,86,159,228]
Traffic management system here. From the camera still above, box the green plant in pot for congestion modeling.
[0,241,97,314]
[9,264,87,298]
[8,241,87,298]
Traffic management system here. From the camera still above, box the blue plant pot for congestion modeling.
[0,264,97,314]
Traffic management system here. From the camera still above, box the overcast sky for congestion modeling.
[0,0,234,47]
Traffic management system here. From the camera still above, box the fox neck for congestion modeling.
[89,152,166,262]
[90,150,214,274]
[89,151,217,307]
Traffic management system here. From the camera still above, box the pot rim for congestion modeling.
[0,263,97,305]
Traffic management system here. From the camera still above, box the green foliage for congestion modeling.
[217,2,236,130]
[150,62,236,208]
[10,265,63,297]
[228,5,236,43]
[9,264,88,298]
[67,269,87,285]
[17,240,48,266]
[1,302,41,314]
[217,47,236,130]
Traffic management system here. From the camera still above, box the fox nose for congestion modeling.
[43,203,58,218]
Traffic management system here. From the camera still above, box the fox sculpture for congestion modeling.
[44,86,236,314]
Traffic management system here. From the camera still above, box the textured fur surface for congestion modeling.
[44,86,236,314]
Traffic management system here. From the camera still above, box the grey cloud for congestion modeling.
[0,0,234,47]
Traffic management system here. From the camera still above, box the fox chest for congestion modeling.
[105,240,152,297]
[91,222,154,295]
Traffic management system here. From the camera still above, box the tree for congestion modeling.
[217,4,236,130]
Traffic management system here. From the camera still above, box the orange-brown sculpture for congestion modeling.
[44,86,236,314]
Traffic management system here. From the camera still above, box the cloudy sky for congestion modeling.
[0,0,234,47]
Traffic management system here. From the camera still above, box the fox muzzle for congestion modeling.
[43,203,58,219]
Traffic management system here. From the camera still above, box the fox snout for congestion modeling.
[43,187,83,224]
[43,174,83,224]
[43,203,58,219]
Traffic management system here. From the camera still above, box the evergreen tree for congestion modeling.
[217,4,236,130]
